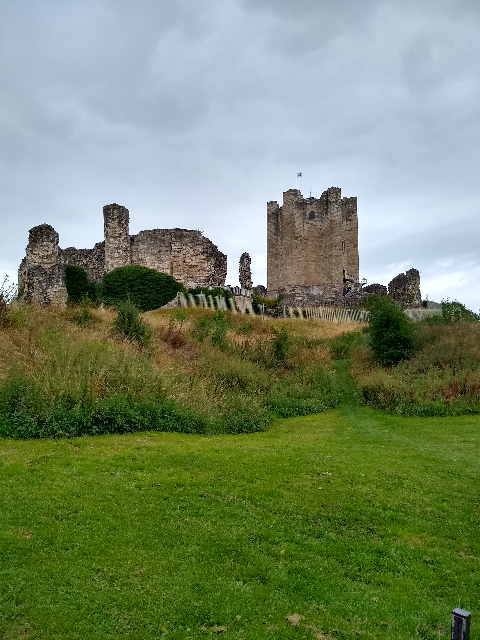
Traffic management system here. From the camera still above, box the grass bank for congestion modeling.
[1,405,478,639]
[0,305,358,438]
[350,320,480,415]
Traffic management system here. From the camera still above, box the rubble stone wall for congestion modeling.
[19,204,227,305]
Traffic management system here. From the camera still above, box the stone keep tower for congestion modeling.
[103,203,131,273]
[267,187,359,305]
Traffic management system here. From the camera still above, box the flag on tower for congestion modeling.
[297,172,302,177]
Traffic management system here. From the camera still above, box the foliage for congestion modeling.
[0,274,18,304]
[103,265,183,311]
[364,294,415,365]
[70,295,95,327]
[65,265,97,304]
[113,300,152,348]
[441,298,479,322]
[270,326,290,367]
[352,317,480,415]
[329,330,364,358]
[251,292,283,316]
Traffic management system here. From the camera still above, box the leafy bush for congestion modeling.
[65,265,97,304]
[252,293,283,316]
[103,266,183,311]
[441,299,479,322]
[113,300,152,348]
[364,295,415,366]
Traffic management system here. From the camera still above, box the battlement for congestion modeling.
[267,186,359,305]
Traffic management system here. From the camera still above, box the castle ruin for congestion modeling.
[267,187,359,306]
[18,204,227,305]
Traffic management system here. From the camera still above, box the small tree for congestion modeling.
[364,295,415,366]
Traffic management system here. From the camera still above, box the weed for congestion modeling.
[113,300,152,348]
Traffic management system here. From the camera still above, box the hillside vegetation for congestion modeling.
[0,304,356,439]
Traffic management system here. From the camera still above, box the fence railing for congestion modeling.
[177,292,441,324]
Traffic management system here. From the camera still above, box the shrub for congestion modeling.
[71,295,94,327]
[113,300,152,348]
[270,326,290,367]
[252,293,283,317]
[364,295,415,366]
[65,265,97,304]
[103,266,184,311]
[441,299,479,323]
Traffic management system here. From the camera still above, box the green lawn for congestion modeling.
[0,406,479,640]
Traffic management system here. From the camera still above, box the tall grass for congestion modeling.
[0,304,353,439]
[352,320,480,415]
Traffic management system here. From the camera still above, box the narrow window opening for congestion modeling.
[308,211,315,220]
[342,241,345,252]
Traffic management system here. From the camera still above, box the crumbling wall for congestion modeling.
[131,228,226,289]
[20,224,67,305]
[60,242,105,283]
[104,204,130,273]
[363,283,387,296]
[388,268,422,307]
[239,252,252,289]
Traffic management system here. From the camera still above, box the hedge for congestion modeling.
[103,265,184,311]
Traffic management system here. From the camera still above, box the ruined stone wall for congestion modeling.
[60,242,105,283]
[267,187,359,305]
[388,268,422,307]
[20,224,67,305]
[130,228,227,289]
[104,204,130,273]
[239,252,252,289]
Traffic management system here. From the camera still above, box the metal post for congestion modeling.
[451,608,471,640]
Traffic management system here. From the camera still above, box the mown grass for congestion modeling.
[0,405,478,639]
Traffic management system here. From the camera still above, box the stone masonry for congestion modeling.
[267,187,359,306]
[19,204,227,304]
[239,252,252,290]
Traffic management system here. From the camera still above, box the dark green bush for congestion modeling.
[364,295,415,366]
[113,300,152,348]
[103,266,183,311]
[65,265,97,304]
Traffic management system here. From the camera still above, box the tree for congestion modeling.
[103,266,184,311]
[364,295,415,365]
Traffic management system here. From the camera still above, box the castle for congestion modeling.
[18,186,421,309]
[267,187,359,306]
[18,204,227,305]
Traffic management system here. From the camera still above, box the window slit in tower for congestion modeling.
[309,211,315,220]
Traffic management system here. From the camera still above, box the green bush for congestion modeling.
[103,266,183,311]
[113,300,152,348]
[441,299,479,322]
[364,295,415,366]
[65,265,97,304]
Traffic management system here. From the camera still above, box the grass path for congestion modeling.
[1,407,479,639]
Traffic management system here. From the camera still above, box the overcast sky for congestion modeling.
[1,0,479,308]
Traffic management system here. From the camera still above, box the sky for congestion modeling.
[1,0,479,308]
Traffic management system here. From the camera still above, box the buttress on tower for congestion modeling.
[267,187,359,306]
